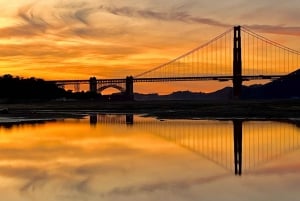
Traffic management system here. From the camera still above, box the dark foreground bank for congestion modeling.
[0,99,300,120]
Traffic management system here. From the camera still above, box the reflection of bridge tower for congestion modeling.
[131,117,300,176]
[233,120,242,175]
[86,114,300,175]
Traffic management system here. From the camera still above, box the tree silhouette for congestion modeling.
[0,74,65,101]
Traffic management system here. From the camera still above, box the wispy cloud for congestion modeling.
[0,2,231,39]
[245,24,300,36]
[18,4,50,30]
[0,42,142,59]
[3,2,300,40]
[98,5,230,28]
[1,1,300,80]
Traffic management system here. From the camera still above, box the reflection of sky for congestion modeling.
[0,118,300,201]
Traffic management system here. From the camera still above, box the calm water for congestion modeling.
[1,114,300,201]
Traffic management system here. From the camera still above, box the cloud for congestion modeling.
[0,3,95,39]
[53,4,97,26]
[0,42,143,59]
[1,1,300,82]
[0,3,52,38]
[98,5,230,28]
[245,24,300,36]
[57,4,300,38]
[0,2,231,39]
[17,4,49,29]
[73,7,95,25]
[0,4,56,39]
[4,2,300,42]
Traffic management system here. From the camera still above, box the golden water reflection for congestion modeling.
[0,115,300,201]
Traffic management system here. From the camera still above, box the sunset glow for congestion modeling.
[1,0,300,93]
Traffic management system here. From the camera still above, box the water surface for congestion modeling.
[0,115,300,201]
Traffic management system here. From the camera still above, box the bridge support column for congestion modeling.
[89,77,97,94]
[74,83,80,93]
[233,26,242,99]
[125,76,134,101]
[233,120,243,175]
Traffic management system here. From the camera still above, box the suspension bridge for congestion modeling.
[50,26,300,99]
[89,114,300,176]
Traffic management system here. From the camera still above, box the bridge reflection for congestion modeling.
[89,114,300,176]
[90,114,134,125]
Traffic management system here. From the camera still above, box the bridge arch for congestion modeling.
[97,84,125,94]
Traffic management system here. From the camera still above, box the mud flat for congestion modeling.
[0,99,299,121]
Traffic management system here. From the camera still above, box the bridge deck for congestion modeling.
[49,75,285,84]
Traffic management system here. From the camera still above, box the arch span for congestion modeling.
[98,84,125,93]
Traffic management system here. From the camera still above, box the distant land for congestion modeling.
[134,69,300,100]
[1,69,300,119]
[0,69,299,103]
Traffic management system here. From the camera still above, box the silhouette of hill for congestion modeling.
[242,69,300,99]
[135,69,300,100]
[135,88,232,101]
[2,69,299,102]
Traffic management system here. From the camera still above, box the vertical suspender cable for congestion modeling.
[197,48,199,76]
[225,31,227,75]
[252,33,254,76]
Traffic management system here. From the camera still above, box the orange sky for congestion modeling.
[0,0,300,93]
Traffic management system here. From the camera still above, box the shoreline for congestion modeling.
[1,99,300,124]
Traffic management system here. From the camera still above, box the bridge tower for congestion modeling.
[125,76,134,100]
[233,26,242,98]
[89,77,97,94]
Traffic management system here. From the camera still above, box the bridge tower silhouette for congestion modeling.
[233,26,242,98]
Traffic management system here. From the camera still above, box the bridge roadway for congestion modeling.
[49,74,285,85]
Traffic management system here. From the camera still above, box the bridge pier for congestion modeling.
[89,77,97,94]
[233,26,242,99]
[125,76,134,101]
[74,83,80,93]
